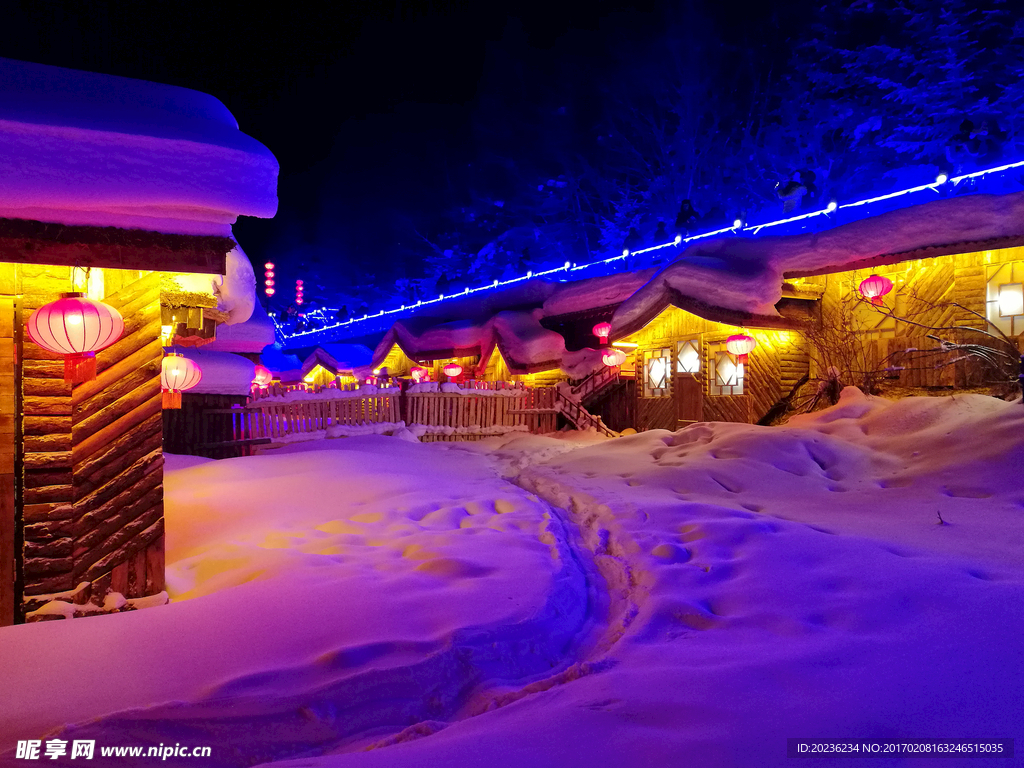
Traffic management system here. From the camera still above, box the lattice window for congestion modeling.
[676,338,700,373]
[986,261,1024,336]
[708,343,744,396]
[643,348,671,397]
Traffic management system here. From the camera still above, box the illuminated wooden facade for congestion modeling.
[0,223,232,625]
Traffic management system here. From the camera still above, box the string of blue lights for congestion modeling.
[273,159,1024,345]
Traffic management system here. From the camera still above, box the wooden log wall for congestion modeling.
[0,285,15,626]
[620,305,811,429]
[2,264,165,623]
[813,247,1024,389]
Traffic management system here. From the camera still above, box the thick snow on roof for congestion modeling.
[614,191,1024,335]
[686,191,1024,278]
[177,348,255,396]
[374,310,570,374]
[542,268,658,317]
[0,58,278,235]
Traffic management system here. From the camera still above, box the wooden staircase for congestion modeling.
[554,383,619,438]
[570,365,621,405]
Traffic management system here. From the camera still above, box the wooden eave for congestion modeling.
[615,287,806,341]
[782,233,1024,279]
[0,217,232,275]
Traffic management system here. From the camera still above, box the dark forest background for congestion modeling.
[4,1,1024,318]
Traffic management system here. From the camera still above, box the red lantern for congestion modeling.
[602,348,627,367]
[411,366,428,382]
[726,334,757,364]
[592,322,612,343]
[161,353,202,409]
[252,364,272,390]
[26,292,124,383]
[858,274,894,306]
[443,362,463,378]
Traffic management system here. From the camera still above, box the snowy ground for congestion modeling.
[1,389,1023,767]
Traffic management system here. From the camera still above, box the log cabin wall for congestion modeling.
[0,283,15,627]
[620,305,811,430]
[806,246,1024,389]
[1,263,165,624]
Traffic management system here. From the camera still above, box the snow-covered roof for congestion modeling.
[177,348,255,396]
[372,309,571,376]
[0,57,278,236]
[613,191,1024,338]
[542,268,658,318]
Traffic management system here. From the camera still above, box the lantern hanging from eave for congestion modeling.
[592,322,612,344]
[252,364,272,390]
[411,366,428,382]
[443,362,463,378]
[726,334,757,364]
[858,274,894,306]
[602,348,627,367]
[161,353,202,409]
[26,292,125,383]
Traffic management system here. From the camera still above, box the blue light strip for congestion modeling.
[276,158,1024,344]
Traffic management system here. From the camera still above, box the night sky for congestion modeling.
[0,1,814,310]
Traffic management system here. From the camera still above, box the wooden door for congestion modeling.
[674,374,702,427]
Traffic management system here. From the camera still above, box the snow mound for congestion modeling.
[176,348,255,396]
[0,57,278,235]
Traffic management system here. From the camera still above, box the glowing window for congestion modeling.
[676,339,700,373]
[709,349,744,396]
[644,348,671,397]
[985,262,1024,336]
[998,283,1023,317]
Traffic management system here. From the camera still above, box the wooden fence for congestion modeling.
[408,387,557,442]
[170,381,563,454]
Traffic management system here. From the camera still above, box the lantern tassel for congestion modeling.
[871,296,885,306]
[64,352,96,384]
[162,390,182,409]
[737,354,748,364]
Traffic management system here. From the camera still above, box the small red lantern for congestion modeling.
[592,322,612,343]
[726,334,757,364]
[252,364,272,390]
[602,348,627,367]
[858,274,894,306]
[26,292,124,383]
[161,353,202,409]
[443,362,463,378]
[411,366,428,382]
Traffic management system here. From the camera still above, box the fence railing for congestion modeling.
[202,379,568,448]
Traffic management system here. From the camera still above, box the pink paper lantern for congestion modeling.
[26,292,124,383]
[443,362,463,378]
[726,334,757,364]
[161,353,202,409]
[602,348,627,367]
[252,364,272,390]
[411,366,428,382]
[592,322,612,341]
[858,274,894,306]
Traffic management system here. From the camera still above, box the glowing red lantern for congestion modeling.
[411,366,428,382]
[443,362,463,378]
[252,364,272,390]
[161,353,202,409]
[602,348,627,367]
[592,322,612,343]
[726,334,756,364]
[26,292,124,383]
[858,274,894,306]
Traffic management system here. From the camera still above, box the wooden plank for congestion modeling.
[0,475,14,626]
[72,392,162,463]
